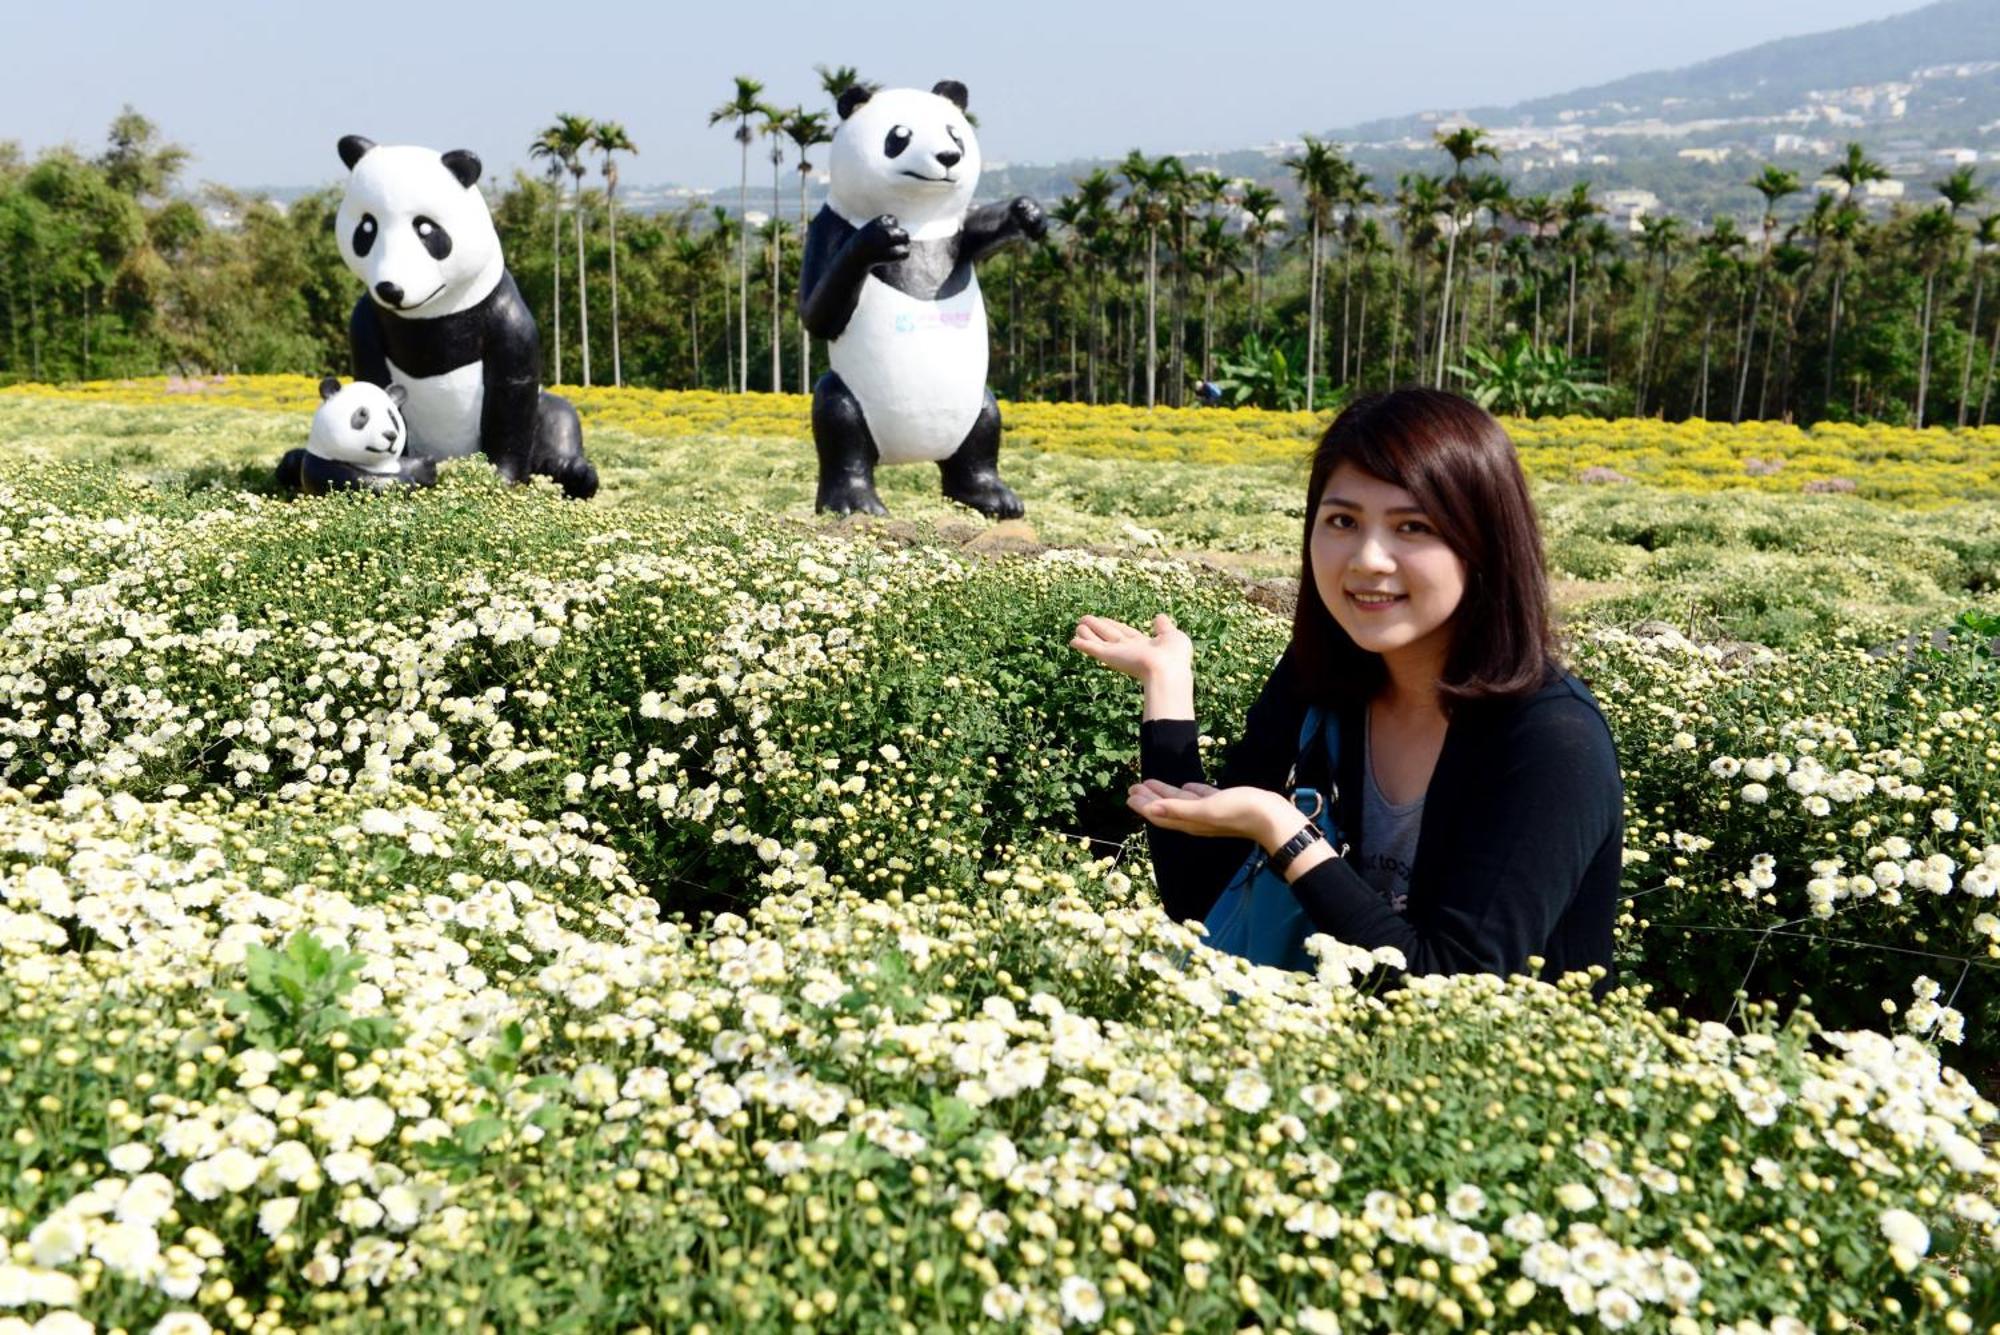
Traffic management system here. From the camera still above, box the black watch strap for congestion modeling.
[1267,821,1325,876]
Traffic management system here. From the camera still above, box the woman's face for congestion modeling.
[1310,462,1469,668]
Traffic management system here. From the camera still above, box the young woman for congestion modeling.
[1072,389,1621,985]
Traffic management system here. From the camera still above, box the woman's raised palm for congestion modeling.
[1070,613,1193,683]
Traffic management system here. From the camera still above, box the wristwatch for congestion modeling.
[1267,821,1325,876]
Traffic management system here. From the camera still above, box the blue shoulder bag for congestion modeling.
[1200,706,1348,971]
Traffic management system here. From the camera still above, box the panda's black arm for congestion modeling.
[798,207,863,340]
[959,198,1047,266]
[800,207,899,342]
[349,298,392,386]
[479,275,544,475]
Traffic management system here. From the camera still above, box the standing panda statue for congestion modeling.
[799,81,1044,518]
[334,136,598,499]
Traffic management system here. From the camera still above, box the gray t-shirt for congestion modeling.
[1355,715,1424,915]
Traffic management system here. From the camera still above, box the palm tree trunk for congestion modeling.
[738,130,750,394]
[1339,241,1353,384]
[1733,272,1764,423]
[1958,267,1985,427]
[771,156,783,393]
[551,189,563,384]
[574,176,591,387]
[1699,312,1714,418]
[799,170,812,395]
[1566,255,1578,358]
[608,188,623,388]
[690,286,701,388]
[1916,270,1937,426]
[1823,263,1845,416]
[1145,227,1158,409]
[1434,223,1458,389]
[1088,265,1101,404]
[1355,277,1370,392]
[1388,254,1403,388]
[1304,219,1321,412]
[1980,307,2000,426]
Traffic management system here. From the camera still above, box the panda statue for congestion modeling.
[799,81,1044,518]
[278,377,438,495]
[335,136,598,499]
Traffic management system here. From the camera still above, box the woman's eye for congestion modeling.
[1400,521,1433,534]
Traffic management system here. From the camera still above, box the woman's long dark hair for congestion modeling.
[1290,389,1558,710]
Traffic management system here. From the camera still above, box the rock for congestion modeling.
[1579,466,1633,485]
[1802,477,1857,494]
[964,520,1042,555]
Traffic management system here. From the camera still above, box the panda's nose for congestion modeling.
[375,281,405,307]
[383,427,398,447]
[935,149,962,170]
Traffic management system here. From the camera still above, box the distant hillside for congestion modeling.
[1346,0,2000,136]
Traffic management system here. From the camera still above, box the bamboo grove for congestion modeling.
[4,98,2000,428]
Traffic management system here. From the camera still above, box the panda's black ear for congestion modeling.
[441,150,482,189]
[337,136,376,171]
[837,85,874,121]
[319,376,342,402]
[932,81,969,111]
[386,383,408,408]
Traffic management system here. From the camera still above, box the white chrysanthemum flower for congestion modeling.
[258,1197,301,1239]
[1283,1200,1342,1240]
[107,1143,154,1174]
[1595,1287,1641,1330]
[1554,1182,1598,1213]
[763,1141,809,1178]
[981,1283,1025,1322]
[1739,782,1769,805]
[151,1312,215,1335]
[1445,1183,1487,1220]
[1222,1070,1271,1115]
[91,1220,163,1278]
[1058,1274,1105,1326]
[1879,1207,1930,1257]
[1297,1308,1343,1335]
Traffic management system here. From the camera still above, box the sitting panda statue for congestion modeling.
[277,377,438,495]
[799,81,1044,518]
[334,136,598,499]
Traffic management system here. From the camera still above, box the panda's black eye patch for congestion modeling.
[414,216,453,261]
[884,126,913,160]
[350,407,370,431]
[353,213,377,257]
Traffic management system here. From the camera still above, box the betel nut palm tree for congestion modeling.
[527,127,568,383]
[543,113,597,388]
[590,121,637,389]
[782,108,833,394]
[1283,134,1344,412]
[710,76,771,394]
[1431,125,1500,388]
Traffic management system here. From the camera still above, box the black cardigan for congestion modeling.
[1140,651,1623,986]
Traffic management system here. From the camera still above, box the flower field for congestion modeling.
[0,383,1997,1332]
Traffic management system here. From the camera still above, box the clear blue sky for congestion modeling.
[0,0,1939,192]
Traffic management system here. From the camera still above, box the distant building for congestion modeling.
[1863,179,1906,200]
[1678,147,1732,165]
[1935,147,1980,166]
[1599,188,1659,232]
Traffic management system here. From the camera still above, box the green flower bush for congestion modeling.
[1,784,1993,1333]
[0,422,1995,1330]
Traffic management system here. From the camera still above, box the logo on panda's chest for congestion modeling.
[892,310,974,334]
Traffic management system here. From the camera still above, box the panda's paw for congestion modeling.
[859,215,911,264]
[1011,197,1047,242]
[944,473,1025,521]
[816,476,889,517]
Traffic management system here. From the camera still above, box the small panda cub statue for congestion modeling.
[276,377,438,495]
[800,80,1044,518]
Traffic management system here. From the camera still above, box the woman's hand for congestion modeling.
[1070,613,1193,685]
[1126,780,1302,852]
